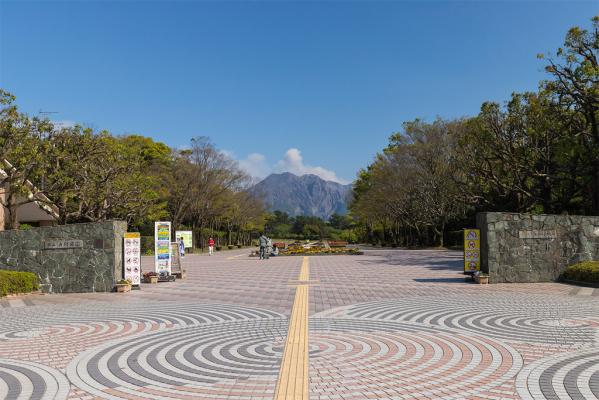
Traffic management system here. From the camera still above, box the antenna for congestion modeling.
[38,110,59,116]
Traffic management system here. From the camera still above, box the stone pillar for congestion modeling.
[477,212,599,283]
[0,220,127,293]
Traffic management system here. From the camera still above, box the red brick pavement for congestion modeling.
[0,248,597,399]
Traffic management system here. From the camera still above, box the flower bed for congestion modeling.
[115,279,132,293]
[143,272,158,284]
[0,270,39,297]
[280,247,363,256]
[560,261,599,286]
[328,241,348,248]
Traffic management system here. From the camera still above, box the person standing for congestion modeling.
[208,237,215,256]
[179,236,185,257]
[258,233,267,260]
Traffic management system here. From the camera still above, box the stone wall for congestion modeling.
[477,212,599,283]
[0,221,127,293]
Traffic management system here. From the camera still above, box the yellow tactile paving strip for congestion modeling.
[274,256,310,400]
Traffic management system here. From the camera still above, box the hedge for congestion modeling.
[0,270,39,297]
[560,261,599,284]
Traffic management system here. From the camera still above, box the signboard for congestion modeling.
[123,232,141,286]
[175,231,193,248]
[171,242,181,273]
[464,229,481,273]
[44,239,83,249]
[155,221,172,275]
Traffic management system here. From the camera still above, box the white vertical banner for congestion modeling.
[155,221,172,275]
[124,232,141,285]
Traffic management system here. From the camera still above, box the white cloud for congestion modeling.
[236,148,347,184]
[275,148,347,184]
[238,152,271,179]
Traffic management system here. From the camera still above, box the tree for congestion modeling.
[328,213,352,230]
[0,91,53,229]
[541,16,599,213]
[351,118,467,246]
[41,129,168,225]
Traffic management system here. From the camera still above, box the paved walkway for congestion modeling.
[1,249,598,399]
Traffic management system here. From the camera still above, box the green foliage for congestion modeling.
[0,270,39,297]
[140,236,154,255]
[350,15,599,247]
[264,211,356,241]
[560,261,599,284]
[0,93,267,244]
[329,213,353,230]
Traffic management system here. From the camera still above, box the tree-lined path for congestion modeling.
[1,250,598,399]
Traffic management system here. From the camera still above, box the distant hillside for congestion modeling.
[252,172,352,220]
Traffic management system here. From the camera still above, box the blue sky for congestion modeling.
[1,1,597,183]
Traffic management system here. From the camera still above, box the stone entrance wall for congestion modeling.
[0,221,127,293]
[476,212,599,283]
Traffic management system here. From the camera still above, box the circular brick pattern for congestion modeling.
[0,303,285,342]
[319,298,598,344]
[68,316,524,399]
[0,358,69,400]
[517,349,599,399]
[310,318,522,398]
[67,319,289,399]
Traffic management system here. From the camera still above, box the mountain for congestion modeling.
[252,173,352,220]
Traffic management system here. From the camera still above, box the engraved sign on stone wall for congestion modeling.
[518,230,558,239]
[44,239,84,249]
[477,212,599,284]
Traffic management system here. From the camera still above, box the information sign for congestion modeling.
[175,230,193,248]
[155,221,172,275]
[464,229,481,273]
[123,232,141,285]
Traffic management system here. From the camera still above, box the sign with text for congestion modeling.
[518,230,558,239]
[44,239,83,249]
[464,229,481,273]
[175,231,193,248]
[123,232,141,285]
[154,222,172,275]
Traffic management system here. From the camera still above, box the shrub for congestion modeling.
[560,261,599,284]
[215,246,222,251]
[228,245,235,250]
[0,270,39,297]
[141,236,154,255]
[19,223,34,231]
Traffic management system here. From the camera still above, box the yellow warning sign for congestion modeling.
[463,229,481,273]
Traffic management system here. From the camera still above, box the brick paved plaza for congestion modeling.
[1,249,599,399]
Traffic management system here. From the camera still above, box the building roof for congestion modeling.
[0,159,60,220]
